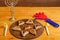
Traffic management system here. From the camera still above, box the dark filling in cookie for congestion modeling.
[11,19,42,37]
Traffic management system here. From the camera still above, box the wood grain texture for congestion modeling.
[0,7,60,40]
[0,0,60,7]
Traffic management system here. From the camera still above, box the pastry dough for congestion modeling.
[21,31,29,37]
[26,20,33,24]
[18,21,25,26]
[35,25,41,30]
[29,29,36,35]
[12,26,21,31]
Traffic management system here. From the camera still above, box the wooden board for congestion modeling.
[0,7,60,40]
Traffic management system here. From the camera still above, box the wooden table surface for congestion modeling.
[0,7,60,40]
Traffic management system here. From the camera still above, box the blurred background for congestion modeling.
[0,0,60,7]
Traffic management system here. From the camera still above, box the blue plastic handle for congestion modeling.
[46,19,59,27]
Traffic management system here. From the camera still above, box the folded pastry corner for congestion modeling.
[25,26,32,30]
[29,29,36,36]
[26,20,33,24]
[18,21,25,26]
[21,31,29,37]
[35,25,41,30]
[11,26,21,31]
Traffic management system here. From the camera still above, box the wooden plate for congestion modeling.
[9,19,44,39]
